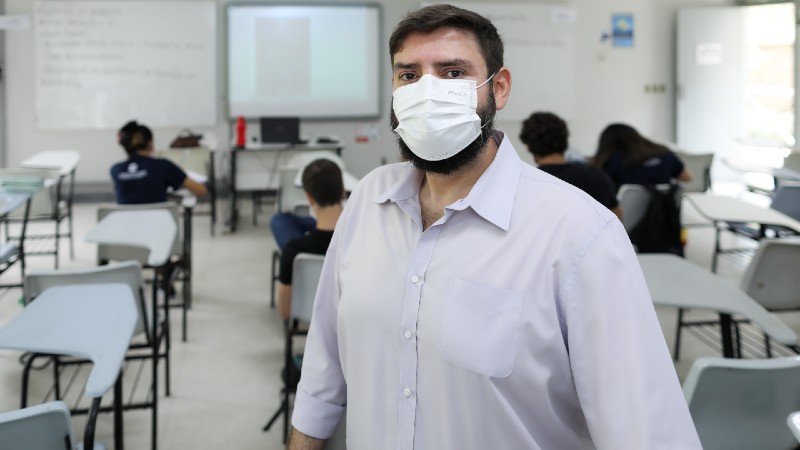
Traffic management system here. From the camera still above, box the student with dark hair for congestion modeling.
[592,123,692,191]
[110,120,207,204]
[275,159,344,320]
[520,112,622,219]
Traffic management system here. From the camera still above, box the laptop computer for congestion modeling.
[260,117,301,144]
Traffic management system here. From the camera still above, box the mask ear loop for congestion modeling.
[476,72,496,89]
[477,72,498,130]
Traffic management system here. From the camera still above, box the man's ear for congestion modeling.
[492,67,512,111]
[305,192,315,207]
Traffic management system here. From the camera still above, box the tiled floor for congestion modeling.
[0,193,797,449]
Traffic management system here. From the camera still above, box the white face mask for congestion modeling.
[392,73,494,161]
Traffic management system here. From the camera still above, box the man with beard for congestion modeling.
[288,5,701,450]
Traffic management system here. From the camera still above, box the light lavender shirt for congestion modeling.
[292,132,702,450]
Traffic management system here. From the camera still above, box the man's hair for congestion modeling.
[519,112,569,157]
[118,120,153,156]
[389,4,504,77]
[301,159,344,207]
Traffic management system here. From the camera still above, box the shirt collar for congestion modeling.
[374,164,423,204]
[375,131,521,232]
[455,132,521,231]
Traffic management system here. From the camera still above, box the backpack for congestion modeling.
[628,184,684,256]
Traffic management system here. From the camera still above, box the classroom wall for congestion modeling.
[4,0,733,184]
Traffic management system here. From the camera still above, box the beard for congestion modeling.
[390,85,496,175]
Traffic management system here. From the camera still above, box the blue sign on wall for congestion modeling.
[612,13,634,48]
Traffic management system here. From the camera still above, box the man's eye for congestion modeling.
[445,70,463,78]
[399,73,416,81]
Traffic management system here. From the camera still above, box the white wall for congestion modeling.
[4,0,732,183]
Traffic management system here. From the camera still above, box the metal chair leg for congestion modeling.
[674,308,684,361]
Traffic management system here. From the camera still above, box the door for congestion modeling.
[677,7,744,183]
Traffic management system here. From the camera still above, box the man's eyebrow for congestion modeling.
[392,62,417,71]
[392,59,477,71]
[434,59,474,69]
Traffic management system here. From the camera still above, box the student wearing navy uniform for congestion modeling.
[111,120,207,203]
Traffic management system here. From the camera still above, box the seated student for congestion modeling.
[520,112,623,219]
[592,123,692,191]
[275,159,344,320]
[111,120,207,204]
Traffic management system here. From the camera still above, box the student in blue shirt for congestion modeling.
[592,123,691,191]
[110,120,207,204]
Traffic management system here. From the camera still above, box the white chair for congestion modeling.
[22,261,163,448]
[0,401,105,450]
[617,183,683,255]
[770,183,800,223]
[96,202,192,343]
[1,167,74,268]
[270,168,312,309]
[675,239,800,360]
[683,356,800,450]
[264,253,325,443]
[0,189,34,290]
[741,238,800,356]
[675,151,714,193]
[727,183,800,240]
[787,411,800,444]
[324,414,347,450]
[156,147,217,235]
[617,184,653,232]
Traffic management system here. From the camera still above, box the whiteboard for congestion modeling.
[34,1,217,130]
[227,4,381,119]
[444,3,577,121]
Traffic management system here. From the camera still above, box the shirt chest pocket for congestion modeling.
[439,277,523,378]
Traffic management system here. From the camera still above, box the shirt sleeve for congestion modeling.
[162,159,187,191]
[562,218,702,450]
[278,242,299,285]
[596,170,620,210]
[667,151,686,179]
[290,211,348,439]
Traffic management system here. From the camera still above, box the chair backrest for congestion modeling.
[683,356,800,450]
[618,183,683,229]
[0,168,60,218]
[96,202,181,265]
[290,253,325,323]
[23,260,150,338]
[619,183,684,255]
[617,184,653,232]
[324,414,347,450]
[0,401,75,450]
[783,153,800,172]
[675,152,713,192]
[740,239,800,311]
[771,183,800,222]
[278,168,310,216]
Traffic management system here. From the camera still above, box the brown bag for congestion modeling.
[170,129,203,148]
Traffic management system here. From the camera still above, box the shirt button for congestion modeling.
[403,388,412,397]
[404,330,413,339]
[411,275,420,283]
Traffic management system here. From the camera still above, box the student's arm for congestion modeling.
[611,205,623,221]
[182,176,208,197]
[288,427,325,450]
[676,168,692,183]
[277,282,292,320]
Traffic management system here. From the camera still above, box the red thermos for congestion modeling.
[235,116,246,148]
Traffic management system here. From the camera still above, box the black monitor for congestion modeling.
[259,117,300,144]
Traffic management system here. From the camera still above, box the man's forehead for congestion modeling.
[392,26,482,61]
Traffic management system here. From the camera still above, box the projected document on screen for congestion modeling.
[228,5,381,118]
